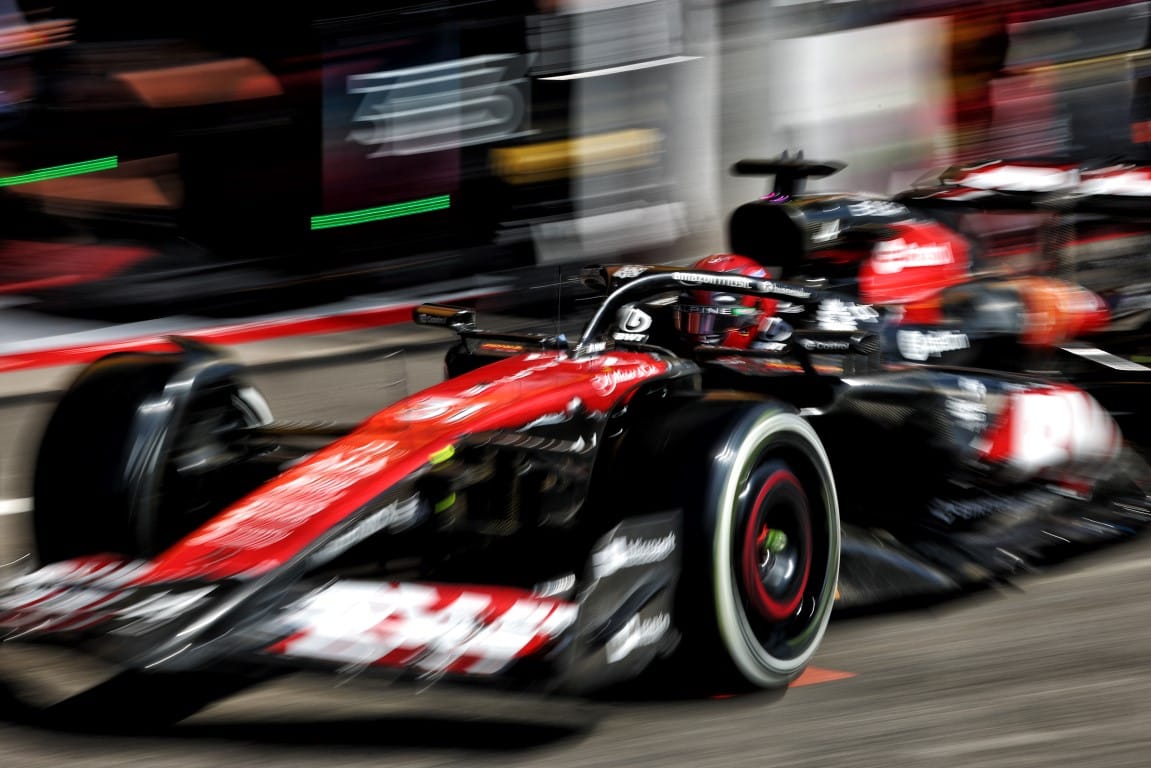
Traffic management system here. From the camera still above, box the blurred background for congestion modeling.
[2,6,1151,765]
[0,0,1148,320]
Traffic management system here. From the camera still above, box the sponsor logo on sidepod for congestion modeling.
[606,613,672,663]
[897,329,970,361]
[591,362,663,396]
[871,239,953,274]
[593,532,677,578]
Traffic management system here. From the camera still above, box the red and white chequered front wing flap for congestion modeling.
[262,581,578,677]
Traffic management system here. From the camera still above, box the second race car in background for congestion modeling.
[721,152,1151,453]
[725,151,1151,338]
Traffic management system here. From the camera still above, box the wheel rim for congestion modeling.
[148,386,270,554]
[739,466,812,622]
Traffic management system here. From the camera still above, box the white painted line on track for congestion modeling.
[0,498,32,516]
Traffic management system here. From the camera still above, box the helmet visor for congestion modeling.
[674,303,760,337]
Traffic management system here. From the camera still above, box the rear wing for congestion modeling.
[898,159,1151,219]
[897,159,1082,211]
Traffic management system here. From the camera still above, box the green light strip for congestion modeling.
[311,194,451,230]
[0,156,119,187]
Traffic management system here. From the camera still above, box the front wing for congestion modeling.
[0,514,682,696]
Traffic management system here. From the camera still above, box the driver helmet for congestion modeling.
[673,253,778,347]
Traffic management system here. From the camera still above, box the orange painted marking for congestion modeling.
[789,666,857,687]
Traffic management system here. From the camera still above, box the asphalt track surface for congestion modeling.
[0,289,1148,767]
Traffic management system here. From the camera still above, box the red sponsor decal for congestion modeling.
[858,222,971,306]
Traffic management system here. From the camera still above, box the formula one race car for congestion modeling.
[0,265,1147,730]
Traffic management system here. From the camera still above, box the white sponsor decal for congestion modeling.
[308,496,424,567]
[688,305,747,316]
[184,437,409,551]
[0,577,214,636]
[765,282,814,300]
[614,265,650,279]
[590,363,663,396]
[593,532,677,578]
[6,558,152,591]
[846,200,908,217]
[396,397,492,423]
[929,496,1000,525]
[816,298,880,331]
[798,338,850,352]
[674,272,757,290]
[275,582,578,676]
[618,305,653,333]
[674,273,812,300]
[958,377,987,399]
[946,397,987,429]
[605,612,671,663]
[1004,388,1120,473]
[871,238,954,275]
[897,329,970,361]
[458,358,565,397]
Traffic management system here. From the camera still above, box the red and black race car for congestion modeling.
[0,265,1147,730]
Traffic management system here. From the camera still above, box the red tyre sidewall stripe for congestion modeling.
[741,468,811,621]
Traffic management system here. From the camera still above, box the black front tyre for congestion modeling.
[32,349,274,564]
